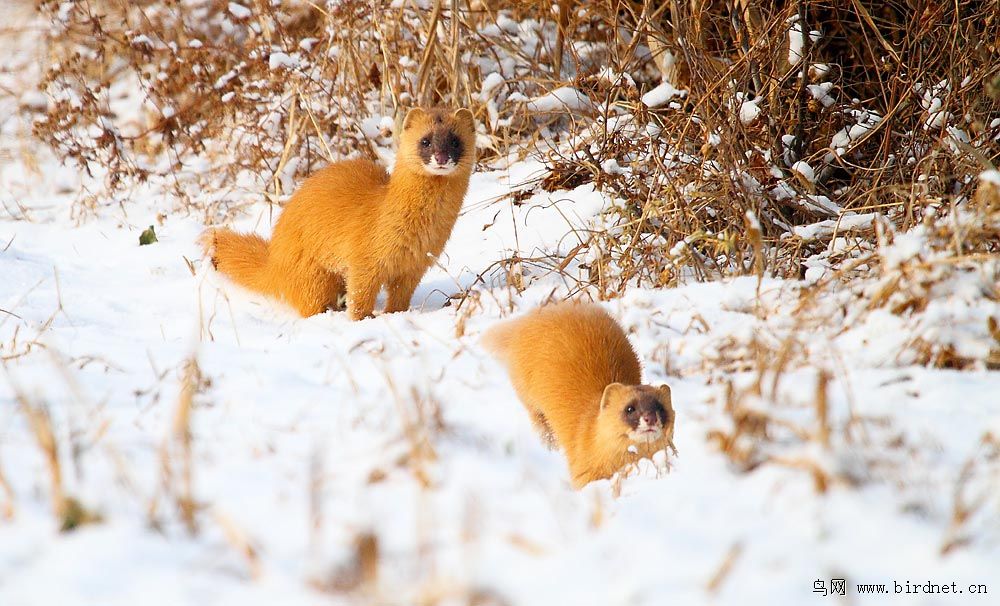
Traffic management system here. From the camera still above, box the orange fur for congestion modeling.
[483,302,676,488]
[202,107,476,319]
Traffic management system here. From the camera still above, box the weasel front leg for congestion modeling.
[323,272,347,312]
[385,270,424,314]
[346,267,381,321]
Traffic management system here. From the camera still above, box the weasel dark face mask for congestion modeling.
[417,125,465,175]
[621,392,669,443]
[399,108,476,177]
[601,383,675,445]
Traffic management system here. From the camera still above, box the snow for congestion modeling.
[268,52,298,70]
[131,34,155,48]
[525,87,593,113]
[979,170,1000,186]
[600,158,625,175]
[882,228,926,269]
[18,90,48,111]
[917,80,953,130]
[832,124,866,148]
[923,97,950,129]
[771,182,841,216]
[788,22,804,65]
[2,5,1000,605]
[792,212,879,240]
[807,82,836,108]
[378,116,395,135]
[788,21,822,65]
[0,183,1000,605]
[478,72,505,102]
[809,63,830,79]
[830,110,881,151]
[228,2,252,19]
[598,67,635,89]
[803,263,829,284]
[803,194,841,215]
[641,81,686,108]
[4,142,1000,605]
[739,97,761,125]
[791,160,815,183]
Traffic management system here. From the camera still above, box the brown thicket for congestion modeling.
[32,1,1000,281]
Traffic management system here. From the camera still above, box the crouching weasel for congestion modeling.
[202,107,476,320]
[483,302,677,488]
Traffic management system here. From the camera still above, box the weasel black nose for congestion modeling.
[641,412,660,427]
[433,151,450,165]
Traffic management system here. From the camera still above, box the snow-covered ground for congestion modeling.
[3,5,1000,606]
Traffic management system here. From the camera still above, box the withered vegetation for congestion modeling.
[28,0,1000,470]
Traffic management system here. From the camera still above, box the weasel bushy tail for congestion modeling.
[203,228,273,295]
[481,320,514,360]
[202,227,346,316]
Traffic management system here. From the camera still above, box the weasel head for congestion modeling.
[599,383,675,446]
[397,107,476,177]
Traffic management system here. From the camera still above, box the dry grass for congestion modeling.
[151,356,208,534]
[567,1,999,287]
[702,318,924,495]
[310,531,379,595]
[941,431,1000,555]
[30,1,999,290]
[5,373,102,531]
[12,0,1000,567]
[1,4,996,598]
[0,454,14,520]
[33,0,576,213]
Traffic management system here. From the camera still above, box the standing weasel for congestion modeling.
[202,107,476,319]
[483,302,676,488]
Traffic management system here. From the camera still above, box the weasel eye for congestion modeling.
[420,137,431,147]
[625,405,635,414]
[448,135,460,149]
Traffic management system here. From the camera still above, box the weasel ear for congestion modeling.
[657,383,673,406]
[600,383,630,411]
[454,108,475,130]
[401,108,427,130]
